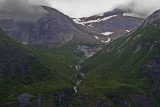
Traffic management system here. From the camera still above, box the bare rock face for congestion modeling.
[143,10,160,27]
[17,93,35,106]
[76,44,105,59]
[145,56,160,74]
[0,6,98,44]
[144,56,160,91]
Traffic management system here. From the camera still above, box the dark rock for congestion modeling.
[128,94,156,107]
[144,56,160,91]
[17,93,35,107]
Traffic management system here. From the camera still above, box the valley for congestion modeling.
[0,2,159,107]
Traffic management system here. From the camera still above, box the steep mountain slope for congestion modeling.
[73,9,144,43]
[71,10,160,106]
[0,6,106,68]
[0,28,79,106]
[0,6,99,44]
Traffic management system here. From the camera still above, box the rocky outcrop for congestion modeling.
[143,10,160,27]
[15,89,74,107]
[144,56,160,91]
[17,93,36,107]
[76,44,105,59]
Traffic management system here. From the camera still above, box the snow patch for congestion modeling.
[123,13,133,17]
[101,15,117,21]
[97,13,104,16]
[81,18,101,24]
[126,30,130,33]
[94,36,99,40]
[88,24,93,27]
[22,42,27,45]
[102,32,113,36]
[101,38,111,43]
[123,13,144,18]
[73,15,117,26]
[73,18,85,26]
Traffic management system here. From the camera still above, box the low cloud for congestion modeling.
[49,0,160,18]
[0,0,49,22]
[116,0,160,18]
[0,0,159,20]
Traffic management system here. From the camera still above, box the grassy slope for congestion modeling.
[0,29,79,105]
[77,24,160,105]
[31,41,102,66]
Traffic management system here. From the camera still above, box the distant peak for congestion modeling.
[143,9,160,27]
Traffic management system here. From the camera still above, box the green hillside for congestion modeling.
[0,28,79,106]
[74,18,160,106]
[31,41,103,67]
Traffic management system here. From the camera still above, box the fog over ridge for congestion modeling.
[0,0,49,22]
[0,0,160,20]
[49,0,160,18]
[116,0,160,18]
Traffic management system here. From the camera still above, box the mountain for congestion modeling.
[0,28,80,106]
[73,9,144,42]
[0,6,100,44]
[0,6,106,67]
[71,10,160,106]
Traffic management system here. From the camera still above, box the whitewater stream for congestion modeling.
[74,65,85,93]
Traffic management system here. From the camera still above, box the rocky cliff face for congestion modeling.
[143,10,160,27]
[144,56,160,91]
[76,44,105,59]
[0,6,99,44]
[142,10,160,93]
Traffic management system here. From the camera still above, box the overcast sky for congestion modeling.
[0,0,160,20]
[48,0,160,18]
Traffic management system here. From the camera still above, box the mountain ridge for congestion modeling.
[143,9,160,27]
[73,9,144,43]
[1,4,160,107]
[0,6,101,45]
[70,9,160,106]
[0,28,80,106]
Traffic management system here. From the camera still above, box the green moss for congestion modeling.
[78,25,160,104]
[31,41,103,66]
[0,28,78,105]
